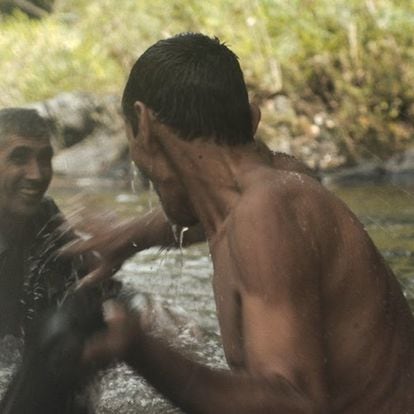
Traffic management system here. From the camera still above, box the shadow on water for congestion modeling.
[0,178,413,413]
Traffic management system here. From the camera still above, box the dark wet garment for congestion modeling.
[0,197,81,338]
[0,245,25,336]
[1,287,104,414]
[0,197,119,414]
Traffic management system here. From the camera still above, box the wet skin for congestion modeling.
[152,130,414,413]
[210,165,414,413]
[74,104,414,413]
[0,135,53,224]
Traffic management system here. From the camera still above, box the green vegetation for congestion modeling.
[1,0,413,165]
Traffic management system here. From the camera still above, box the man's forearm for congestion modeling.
[125,331,315,414]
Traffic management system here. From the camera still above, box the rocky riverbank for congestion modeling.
[28,91,413,188]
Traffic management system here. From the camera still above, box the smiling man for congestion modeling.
[0,107,82,338]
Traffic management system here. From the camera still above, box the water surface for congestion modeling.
[1,179,413,413]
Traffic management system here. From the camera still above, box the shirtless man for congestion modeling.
[71,33,414,413]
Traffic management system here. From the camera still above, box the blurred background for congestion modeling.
[0,2,413,412]
[1,0,414,170]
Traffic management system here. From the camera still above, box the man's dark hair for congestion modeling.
[0,108,53,144]
[122,33,253,145]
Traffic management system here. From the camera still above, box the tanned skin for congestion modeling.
[69,141,318,288]
[66,100,414,414]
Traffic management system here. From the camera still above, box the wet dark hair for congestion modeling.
[122,32,253,145]
[0,108,53,144]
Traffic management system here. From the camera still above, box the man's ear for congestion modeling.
[250,103,261,136]
[132,101,153,146]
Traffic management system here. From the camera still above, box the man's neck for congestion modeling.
[155,133,266,239]
[0,213,27,247]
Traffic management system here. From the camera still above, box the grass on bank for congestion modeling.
[1,0,413,164]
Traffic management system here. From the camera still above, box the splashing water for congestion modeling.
[130,161,140,194]
[1,180,412,413]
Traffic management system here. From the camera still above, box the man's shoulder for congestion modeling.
[240,168,327,211]
[271,152,320,181]
[25,195,75,258]
[231,168,342,240]
[37,196,61,218]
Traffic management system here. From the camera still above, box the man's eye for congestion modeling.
[9,149,30,164]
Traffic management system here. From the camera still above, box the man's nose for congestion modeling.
[24,158,43,180]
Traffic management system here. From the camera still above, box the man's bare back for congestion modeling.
[211,164,414,412]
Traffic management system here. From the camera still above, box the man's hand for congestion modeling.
[61,206,206,288]
[82,300,142,369]
[60,210,144,288]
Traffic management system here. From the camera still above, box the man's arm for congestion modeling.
[83,189,329,413]
[62,207,205,287]
[85,285,327,413]
[83,302,318,414]
[125,326,315,414]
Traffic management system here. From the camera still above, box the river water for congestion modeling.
[0,178,413,413]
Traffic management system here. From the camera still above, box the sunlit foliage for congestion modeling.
[1,0,413,162]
